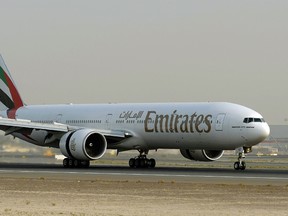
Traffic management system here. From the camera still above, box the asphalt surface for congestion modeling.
[0,162,287,185]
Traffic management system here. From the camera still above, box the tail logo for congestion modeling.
[0,56,24,118]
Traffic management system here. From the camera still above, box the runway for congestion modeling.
[0,162,287,185]
[1,162,288,215]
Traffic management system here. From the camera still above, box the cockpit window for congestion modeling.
[254,118,262,122]
[243,117,266,123]
[243,118,253,123]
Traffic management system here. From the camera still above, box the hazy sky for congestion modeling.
[0,1,287,124]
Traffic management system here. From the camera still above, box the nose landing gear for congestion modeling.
[234,153,246,170]
[234,147,250,170]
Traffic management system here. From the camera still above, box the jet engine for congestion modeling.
[59,129,107,161]
[180,149,224,161]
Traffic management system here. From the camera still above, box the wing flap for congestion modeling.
[0,117,69,135]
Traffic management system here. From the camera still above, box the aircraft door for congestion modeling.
[55,114,63,123]
[215,113,226,131]
[106,113,113,129]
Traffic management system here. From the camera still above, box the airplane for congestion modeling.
[0,55,270,170]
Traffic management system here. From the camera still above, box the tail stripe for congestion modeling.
[3,71,24,108]
[0,66,8,86]
[0,67,12,98]
[0,88,14,109]
[0,58,24,110]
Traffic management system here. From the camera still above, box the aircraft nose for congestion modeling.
[259,123,270,141]
[246,122,270,146]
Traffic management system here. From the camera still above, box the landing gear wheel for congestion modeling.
[129,158,135,168]
[240,161,246,170]
[135,158,141,168]
[140,158,146,168]
[68,159,74,168]
[148,158,156,168]
[81,160,90,168]
[62,158,90,168]
[73,160,79,168]
[128,150,156,168]
[234,149,247,171]
[63,158,69,168]
[234,162,240,170]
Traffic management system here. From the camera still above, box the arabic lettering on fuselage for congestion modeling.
[119,111,144,120]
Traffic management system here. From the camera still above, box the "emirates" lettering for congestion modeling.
[144,110,212,133]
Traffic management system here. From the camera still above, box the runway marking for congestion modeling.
[0,169,288,181]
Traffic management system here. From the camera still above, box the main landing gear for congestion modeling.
[63,158,90,168]
[129,150,156,168]
[234,147,250,171]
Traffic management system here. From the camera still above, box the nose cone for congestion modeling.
[245,123,270,147]
[260,123,270,141]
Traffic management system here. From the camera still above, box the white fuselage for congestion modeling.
[5,102,270,151]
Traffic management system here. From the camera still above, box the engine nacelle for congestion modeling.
[59,129,107,161]
[180,149,224,162]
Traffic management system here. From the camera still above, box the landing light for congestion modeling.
[243,147,252,153]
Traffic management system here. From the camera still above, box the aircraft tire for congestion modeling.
[149,158,156,168]
[129,158,135,168]
[63,158,69,168]
[240,161,246,170]
[68,159,75,168]
[129,157,156,168]
[135,158,141,168]
[73,160,80,168]
[140,158,146,168]
[81,160,90,168]
[234,162,240,170]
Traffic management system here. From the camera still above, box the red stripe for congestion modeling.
[7,108,17,119]
[4,73,23,108]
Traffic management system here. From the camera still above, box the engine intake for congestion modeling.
[60,129,107,160]
[180,149,224,161]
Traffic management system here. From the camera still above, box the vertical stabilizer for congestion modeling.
[0,55,24,117]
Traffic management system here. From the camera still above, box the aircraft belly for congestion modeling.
[142,132,203,149]
[13,131,45,146]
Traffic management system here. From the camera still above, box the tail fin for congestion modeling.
[0,55,24,117]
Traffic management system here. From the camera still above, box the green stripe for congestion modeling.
[0,66,8,86]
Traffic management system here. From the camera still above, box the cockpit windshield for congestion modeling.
[243,117,266,123]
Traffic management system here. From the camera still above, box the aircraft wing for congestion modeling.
[0,117,129,144]
[0,117,69,135]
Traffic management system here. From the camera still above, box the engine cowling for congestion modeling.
[180,149,224,161]
[59,129,107,160]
